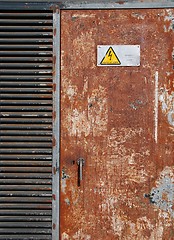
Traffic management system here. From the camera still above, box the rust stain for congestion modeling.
[52,111,56,121]
[52,69,55,78]
[52,136,56,147]
[118,1,125,4]
[53,167,57,175]
[50,5,60,13]
[54,28,57,36]
[52,194,56,201]
[53,223,56,230]
[53,55,56,65]
[53,83,56,92]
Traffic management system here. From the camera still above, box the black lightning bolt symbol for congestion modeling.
[108,50,112,60]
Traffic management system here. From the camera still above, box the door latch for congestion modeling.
[77,158,85,186]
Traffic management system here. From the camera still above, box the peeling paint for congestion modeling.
[88,85,108,137]
[72,13,95,19]
[66,85,108,137]
[61,50,65,70]
[66,84,78,99]
[159,88,174,127]
[167,110,174,127]
[146,166,174,218]
[67,108,91,137]
[111,215,125,237]
[131,12,145,20]
[164,9,174,32]
[100,204,166,239]
[108,127,143,146]
[62,232,70,240]
[73,31,96,69]
[73,229,91,240]
[106,128,150,186]
[61,168,70,194]
[65,198,70,206]
[129,99,144,110]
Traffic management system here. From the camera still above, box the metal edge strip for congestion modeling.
[52,6,60,240]
[0,1,174,10]
[0,2,59,10]
[62,2,174,9]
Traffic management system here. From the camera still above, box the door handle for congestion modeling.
[77,158,85,186]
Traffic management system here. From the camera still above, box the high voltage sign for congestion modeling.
[100,47,121,65]
[97,45,140,67]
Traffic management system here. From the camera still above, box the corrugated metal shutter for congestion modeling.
[0,10,53,240]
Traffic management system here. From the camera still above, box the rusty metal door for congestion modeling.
[60,9,174,239]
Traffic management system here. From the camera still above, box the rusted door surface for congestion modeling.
[60,9,174,239]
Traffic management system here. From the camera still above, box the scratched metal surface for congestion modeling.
[60,9,174,240]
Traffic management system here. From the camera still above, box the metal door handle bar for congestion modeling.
[77,158,85,186]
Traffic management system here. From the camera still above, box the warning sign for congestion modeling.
[97,45,140,67]
[101,47,121,65]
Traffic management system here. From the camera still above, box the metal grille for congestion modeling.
[0,10,53,240]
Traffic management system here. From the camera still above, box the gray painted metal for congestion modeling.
[60,0,174,9]
[52,7,60,240]
[0,0,174,9]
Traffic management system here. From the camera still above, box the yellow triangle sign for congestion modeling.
[100,47,121,65]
